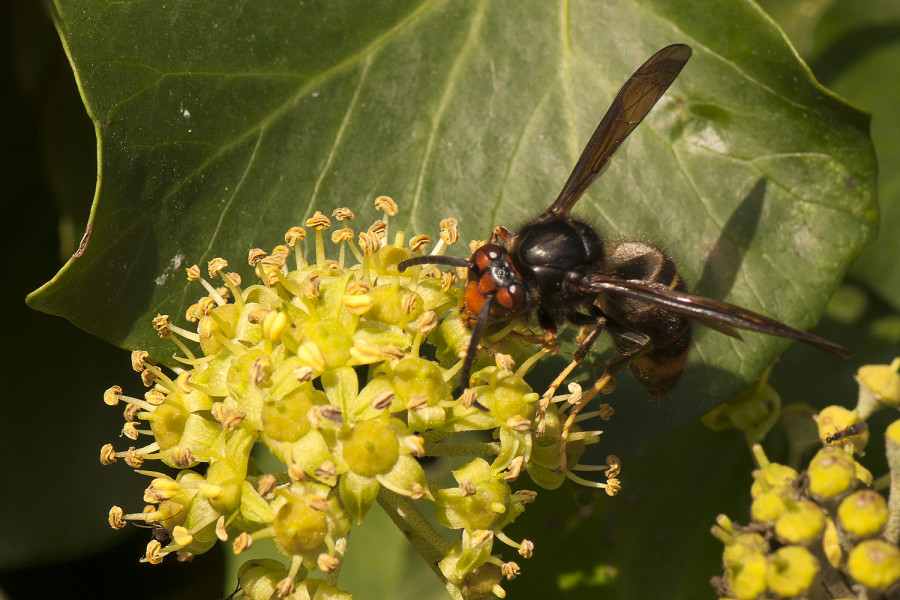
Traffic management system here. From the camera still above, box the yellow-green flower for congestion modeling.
[766,545,819,597]
[101,197,615,593]
[837,490,889,539]
[847,540,900,590]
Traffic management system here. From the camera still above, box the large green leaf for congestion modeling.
[30,0,874,468]
[813,1,900,309]
[760,0,900,310]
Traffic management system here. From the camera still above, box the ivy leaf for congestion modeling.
[30,0,875,464]
[810,0,900,310]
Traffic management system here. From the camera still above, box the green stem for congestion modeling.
[376,488,452,588]
[884,433,900,545]
[325,534,349,587]
[424,441,501,457]
[377,486,447,561]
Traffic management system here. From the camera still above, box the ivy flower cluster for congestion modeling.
[101,197,619,600]
[712,358,900,600]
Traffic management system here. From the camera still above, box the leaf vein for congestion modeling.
[410,0,489,231]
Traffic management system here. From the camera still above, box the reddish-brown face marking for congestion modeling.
[460,244,526,327]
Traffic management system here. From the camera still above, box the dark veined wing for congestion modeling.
[579,273,853,358]
[541,44,692,219]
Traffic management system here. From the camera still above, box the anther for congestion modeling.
[140,369,157,387]
[215,516,228,541]
[502,562,521,580]
[123,404,140,421]
[131,350,149,372]
[496,353,515,372]
[506,416,532,431]
[172,526,192,546]
[305,211,331,230]
[441,270,457,291]
[233,532,253,554]
[367,220,387,242]
[145,540,163,564]
[401,292,419,314]
[256,474,276,497]
[276,578,295,598]
[342,293,374,315]
[207,258,228,278]
[152,315,172,338]
[605,455,621,478]
[332,207,355,221]
[416,311,438,334]
[122,422,140,440]
[371,391,395,410]
[108,506,126,529]
[404,435,426,457]
[345,279,370,295]
[410,483,426,500]
[284,227,306,246]
[409,235,431,252]
[317,553,340,573]
[100,443,117,465]
[175,371,193,394]
[171,447,195,467]
[124,447,144,468]
[104,385,123,406]
[406,395,428,410]
[305,494,329,512]
[374,195,398,216]
[382,345,406,360]
[605,477,622,496]
[503,456,525,481]
[471,529,493,547]
[331,228,354,243]
[440,217,459,245]
[248,248,267,266]
[358,232,379,255]
[314,461,337,483]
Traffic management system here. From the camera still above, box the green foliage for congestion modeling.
[30,0,877,468]
[32,0,872,360]
[8,0,893,598]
